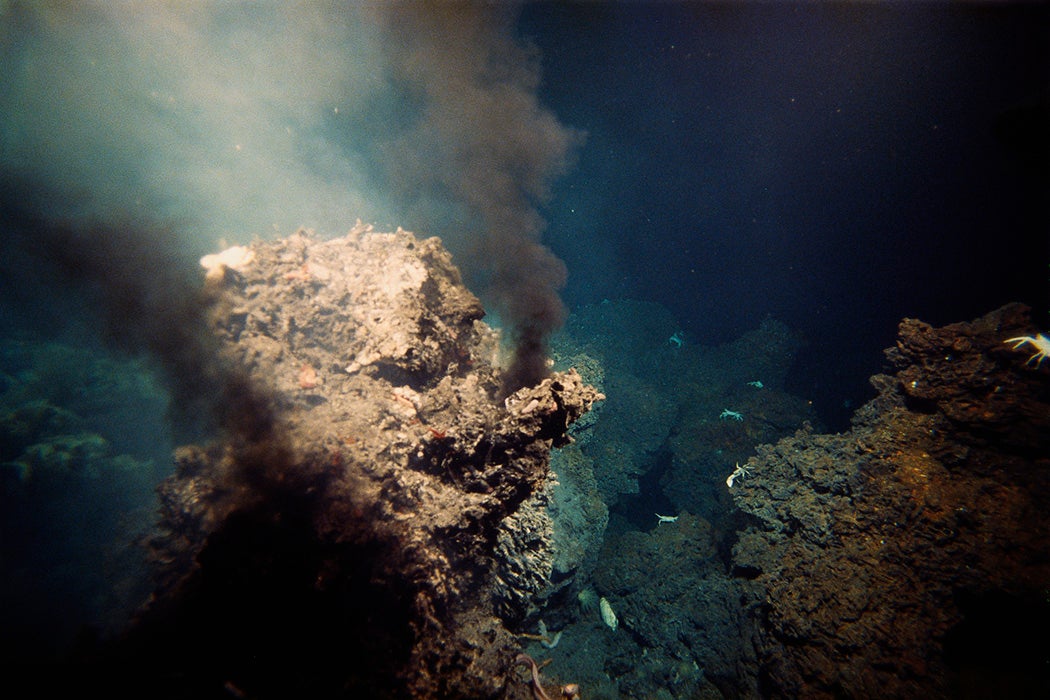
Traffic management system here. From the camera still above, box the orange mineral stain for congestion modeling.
[299,364,319,389]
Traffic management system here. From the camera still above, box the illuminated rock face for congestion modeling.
[123,227,601,699]
[731,303,1050,699]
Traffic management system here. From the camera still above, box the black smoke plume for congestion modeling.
[0,182,276,449]
[0,3,580,676]
[367,3,583,393]
[0,2,578,404]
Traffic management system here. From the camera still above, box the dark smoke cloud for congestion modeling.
[366,3,584,393]
[0,1,579,408]
[0,182,276,449]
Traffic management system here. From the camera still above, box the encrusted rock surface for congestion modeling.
[731,303,1050,698]
[98,226,601,699]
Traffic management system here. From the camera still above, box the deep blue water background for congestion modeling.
[521,2,1048,428]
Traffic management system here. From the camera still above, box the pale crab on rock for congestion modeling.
[1004,333,1050,367]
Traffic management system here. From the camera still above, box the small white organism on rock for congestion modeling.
[656,513,679,525]
[199,245,255,280]
[746,380,764,388]
[726,462,751,488]
[1004,333,1050,367]
[599,596,618,631]
[537,620,562,649]
[720,408,743,421]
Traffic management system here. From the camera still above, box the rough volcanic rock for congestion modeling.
[731,303,1050,698]
[92,226,601,699]
[590,512,754,699]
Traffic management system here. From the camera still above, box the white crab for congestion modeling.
[726,462,751,488]
[1004,333,1050,367]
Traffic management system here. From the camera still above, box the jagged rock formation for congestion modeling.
[732,303,1050,698]
[88,226,600,699]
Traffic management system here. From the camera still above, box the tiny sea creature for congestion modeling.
[515,653,553,700]
[720,408,743,421]
[298,364,320,389]
[1004,333,1050,367]
[668,331,685,348]
[518,620,563,649]
[655,513,679,525]
[199,245,255,280]
[599,597,618,631]
[746,380,764,388]
[537,620,562,649]
[284,263,311,282]
[726,462,751,488]
[390,386,420,417]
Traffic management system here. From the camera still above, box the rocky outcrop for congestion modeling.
[732,303,1050,698]
[96,226,600,699]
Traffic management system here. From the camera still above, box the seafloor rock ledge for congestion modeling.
[731,302,1050,698]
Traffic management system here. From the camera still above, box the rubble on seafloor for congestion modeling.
[86,225,602,699]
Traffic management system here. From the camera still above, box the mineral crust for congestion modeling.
[731,303,1050,698]
[106,225,601,699]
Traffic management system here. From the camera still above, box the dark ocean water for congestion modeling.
[522,2,1049,428]
[0,0,1047,687]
